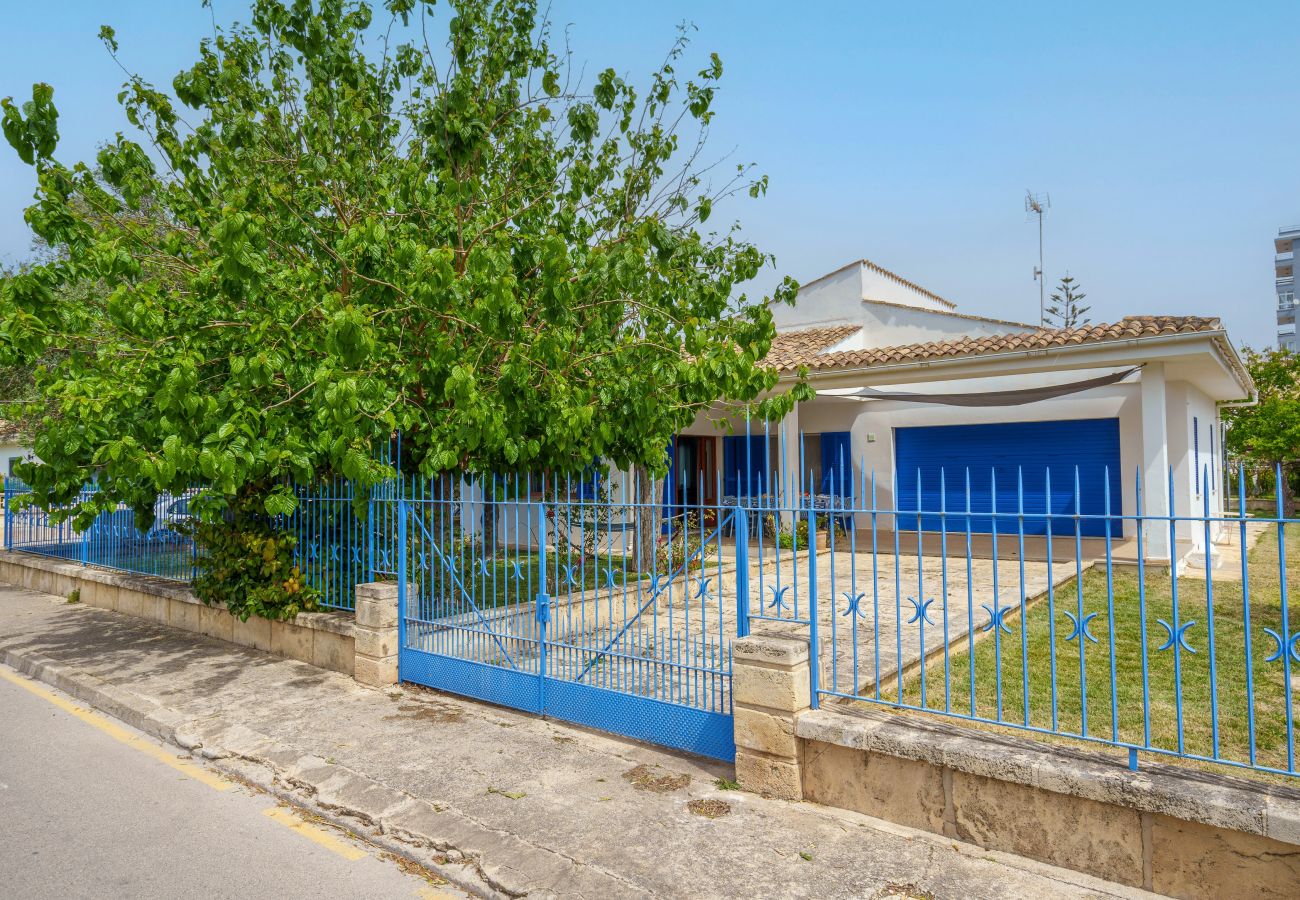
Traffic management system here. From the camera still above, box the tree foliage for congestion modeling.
[1044,274,1090,330]
[0,0,806,534]
[1225,347,1300,514]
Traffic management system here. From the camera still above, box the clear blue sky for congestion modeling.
[3,1,1297,348]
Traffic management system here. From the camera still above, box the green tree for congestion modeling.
[1225,347,1300,516]
[1044,274,1090,329]
[0,0,807,613]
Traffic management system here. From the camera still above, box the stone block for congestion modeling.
[44,569,65,595]
[312,629,354,676]
[81,580,117,610]
[801,740,946,835]
[271,619,314,664]
[950,770,1144,888]
[1150,813,1300,900]
[52,571,75,597]
[354,653,399,687]
[354,623,398,659]
[353,598,397,632]
[735,749,803,801]
[169,598,203,634]
[139,593,168,625]
[198,605,234,642]
[734,704,799,759]
[733,661,810,712]
[116,587,144,619]
[232,615,273,652]
[1266,797,1300,845]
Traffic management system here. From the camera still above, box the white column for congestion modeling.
[1140,363,1171,558]
[779,402,801,504]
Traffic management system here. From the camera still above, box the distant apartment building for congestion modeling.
[1279,225,1298,351]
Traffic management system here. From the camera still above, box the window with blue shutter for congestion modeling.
[1193,417,1200,495]
[723,434,767,497]
[819,431,852,497]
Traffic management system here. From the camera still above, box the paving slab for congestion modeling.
[0,580,1156,899]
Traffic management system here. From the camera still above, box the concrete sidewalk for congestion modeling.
[0,581,1153,899]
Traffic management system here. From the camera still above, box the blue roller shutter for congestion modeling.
[894,418,1121,537]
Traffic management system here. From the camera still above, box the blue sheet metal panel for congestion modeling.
[894,418,1122,536]
[399,650,736,760]
[399,647,544,715]
[542,678,736,761]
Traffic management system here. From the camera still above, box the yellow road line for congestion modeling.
[262,807,368,861]
[0,665,233,792]
[416,886,461,899]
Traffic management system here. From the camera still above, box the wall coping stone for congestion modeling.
[733,632,810,666]
[356,581,398,600]
[0,548,353,637]
[796,704,1300,846]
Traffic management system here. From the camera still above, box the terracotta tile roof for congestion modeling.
[763,326,861,370]
[769,316,1226,373]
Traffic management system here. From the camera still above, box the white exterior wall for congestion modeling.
[860,267,951,311]
[769,264,866,330]
[1,442,35,480]
[856,302,1023,349]
[1175,384,1226,549]
[769,261,1024,346]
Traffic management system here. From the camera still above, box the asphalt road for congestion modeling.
[0,664,462,900]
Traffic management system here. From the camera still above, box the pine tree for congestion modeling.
[1045,275,1091,329]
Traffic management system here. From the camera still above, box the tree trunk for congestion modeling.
[1281,460,1298,519]
[634,464,661,574]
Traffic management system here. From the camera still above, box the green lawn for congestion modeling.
[897,524,1300,778]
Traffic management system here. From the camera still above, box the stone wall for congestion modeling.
[0,549,357,677]
[732,631,1300,899]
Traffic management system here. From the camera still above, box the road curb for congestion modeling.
[0,641,646,899]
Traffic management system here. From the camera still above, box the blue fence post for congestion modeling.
[807,500,820,709]
[396,488,407,669]
[367,484,376,584]
[734,505,750,638]
[536,499,549,712]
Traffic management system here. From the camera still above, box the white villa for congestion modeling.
[668,259,1254,560]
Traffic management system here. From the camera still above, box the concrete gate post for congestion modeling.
[354,582,400,687]
[732,629,811,800]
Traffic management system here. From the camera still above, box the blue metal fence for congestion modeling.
[788,461,1297,780]
[3,479,199,582]
[288,478,367,610]
[2,478,362,609]
[3,448,1296,778]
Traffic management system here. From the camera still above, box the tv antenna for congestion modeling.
[1025,190,1050,326]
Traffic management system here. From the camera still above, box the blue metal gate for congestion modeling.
[393,475,744,761]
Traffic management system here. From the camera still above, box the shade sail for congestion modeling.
[833,366,1141,407]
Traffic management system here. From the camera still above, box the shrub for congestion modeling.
[190,490,318,621]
